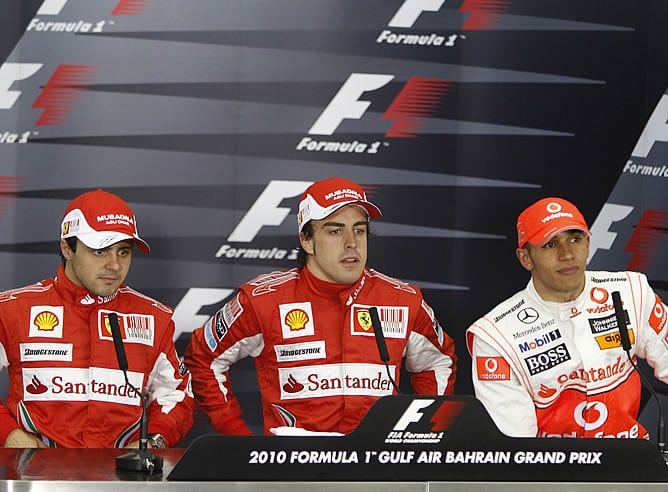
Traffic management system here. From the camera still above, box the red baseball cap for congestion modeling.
[297,177,381,232]
[60,189,150,254]
[517,197,590,248]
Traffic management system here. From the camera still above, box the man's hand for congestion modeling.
[4,429,46,448]
[126,440,155,448]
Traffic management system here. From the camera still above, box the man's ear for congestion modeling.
[299,232,314,255]
[516,247,533,272]
[60,239,73,260]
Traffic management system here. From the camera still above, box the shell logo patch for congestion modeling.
[29,306,64,338]
[285,309,309,331]
[279,302,314,339]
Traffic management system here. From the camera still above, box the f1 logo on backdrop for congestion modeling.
[306,73,452,139]
[588,94,668,264]
[0,0,150,125]
[175,180,313,340]
[0,63,97,125]
[389,0,511,31]
[37,0,151,16]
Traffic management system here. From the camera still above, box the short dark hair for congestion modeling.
[59,237,78,263]
[296,222,314,269]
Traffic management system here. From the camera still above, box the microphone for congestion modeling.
[611,292,666,457]
[109,312,128,371]
[612,291,632,352]
[108,312,163,474]
[369,307,400,394]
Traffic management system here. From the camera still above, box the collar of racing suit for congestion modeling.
[53,263,120,307]
[302,265,366,304]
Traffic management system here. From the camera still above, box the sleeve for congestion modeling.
[0,338,19,445]
[467,330,538,437]
[183,291,263,435]
[633,274,668,383]
[404,299,457,395]
[145,317,195,447]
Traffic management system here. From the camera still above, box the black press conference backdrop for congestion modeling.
[0,0,666,442]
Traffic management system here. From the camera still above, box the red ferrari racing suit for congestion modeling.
[185,266,457,435]
[467,271,668,438]
[0,264,194,447]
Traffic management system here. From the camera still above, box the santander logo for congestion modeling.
[25,375,48,395]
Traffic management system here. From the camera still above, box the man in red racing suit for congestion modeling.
[185,177,457,435]
[467,197,668,438]
[0,190,193,448]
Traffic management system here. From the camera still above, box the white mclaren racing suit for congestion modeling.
[467,271,668,438]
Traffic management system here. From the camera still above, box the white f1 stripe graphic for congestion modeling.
[388,0,447,28]
[0,63,43,109]
[308,73,394,135]
[38,0,68,15]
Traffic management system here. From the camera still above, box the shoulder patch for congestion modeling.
[249,269,300,296]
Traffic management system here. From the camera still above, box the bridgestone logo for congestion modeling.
[494,299,525,323]
[275,341,326,363]
[24,348,68,356]
[280,347,321,357]
[20,343,72,362]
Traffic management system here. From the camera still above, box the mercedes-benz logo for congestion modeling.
[517,307,539,324]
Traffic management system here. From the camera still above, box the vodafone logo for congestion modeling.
[590,287,609,304]
[651,295,667,335]
[573,401,608,431]
[476,356,510,381]
[546,202,562,214]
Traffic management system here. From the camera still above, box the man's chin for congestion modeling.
[337,268,363,284]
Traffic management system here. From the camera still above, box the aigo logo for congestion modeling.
[307,73,452,138]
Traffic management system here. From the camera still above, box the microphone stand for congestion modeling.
[108,312,163,474]
[116,389,164,474]
[612,292,667,462]
[369,307,401,394]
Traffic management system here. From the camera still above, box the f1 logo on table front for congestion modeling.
[385,398,465,444]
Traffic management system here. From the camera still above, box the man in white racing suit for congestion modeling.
[467,197,668,438]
